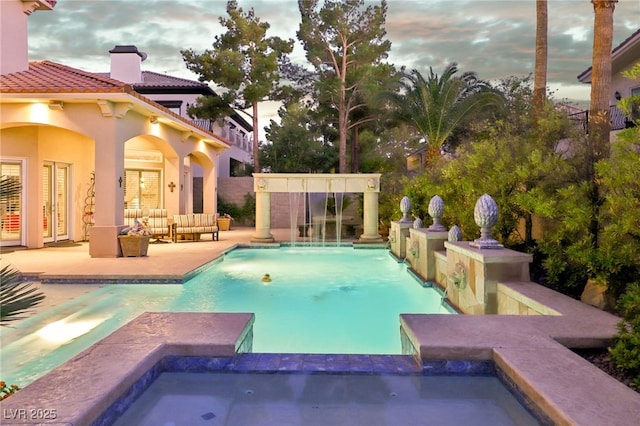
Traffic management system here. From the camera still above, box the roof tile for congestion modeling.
[1,61,132,94]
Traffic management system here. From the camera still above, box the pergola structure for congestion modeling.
[251,173,383,243]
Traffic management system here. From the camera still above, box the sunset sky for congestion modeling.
[27,0,639,124]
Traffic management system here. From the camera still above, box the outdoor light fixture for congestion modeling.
[48,100,64,110]
[615,91,622,101]
[150,116,158,124]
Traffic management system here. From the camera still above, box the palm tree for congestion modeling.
[533,0,548,120]
[380,63,503,156]
[0,175,44,325]
[589,0,617,162]
[587,0,617,248]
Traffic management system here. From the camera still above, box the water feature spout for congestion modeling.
[447,263,467,290]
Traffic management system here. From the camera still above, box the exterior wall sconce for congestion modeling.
[150,116,158,124]
[615,91,622,101]
[48,100,64,110]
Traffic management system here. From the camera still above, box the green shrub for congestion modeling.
[217,193,255,226]
[609,283,640,389]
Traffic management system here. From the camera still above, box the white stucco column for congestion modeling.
[202,164,216,214]
[359,190,382,242]
[89,129,125,258]
[252,189,274,243]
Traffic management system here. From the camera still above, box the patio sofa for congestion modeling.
[124,208,171,241]
[124,209,143,228]
[172,213,219,242]
[147,209,171,240]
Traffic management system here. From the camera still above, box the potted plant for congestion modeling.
[118,218,151,257]
[217,213,233,231]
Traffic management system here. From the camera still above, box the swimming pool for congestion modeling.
[0,247,454,387]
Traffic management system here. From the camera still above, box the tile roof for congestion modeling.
[0,61,230,147]
[0,61,133,94]
[95,70,212,91]
[140,71,211,89]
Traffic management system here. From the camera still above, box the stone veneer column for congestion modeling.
[390,221,412,259]
[251,189,274,243]
[444,241,532,314]
[408,228,448,283]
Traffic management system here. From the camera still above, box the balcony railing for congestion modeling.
[190,119,253,153]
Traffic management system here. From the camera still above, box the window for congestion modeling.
[124,169,161,209]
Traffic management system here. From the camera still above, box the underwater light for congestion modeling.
[36,319,102,344]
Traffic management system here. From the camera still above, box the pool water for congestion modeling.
[174,247,453,353]
[111,371,540,426]
[0,247,453,387]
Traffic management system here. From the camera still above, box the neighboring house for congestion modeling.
[0,0,231,257]
[101,45,254,179]
[576,28,640,137]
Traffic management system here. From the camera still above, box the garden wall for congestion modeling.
[218,177,303,229]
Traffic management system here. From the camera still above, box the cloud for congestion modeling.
[26,0,639,103]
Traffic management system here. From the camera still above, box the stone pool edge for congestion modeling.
[0,312,255,426]
[400,280,640,426]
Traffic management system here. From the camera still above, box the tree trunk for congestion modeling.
[589,0,616,162]
[351,125,360,173]
[533,0,548,120]
[588,0,617,248]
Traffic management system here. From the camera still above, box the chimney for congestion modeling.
[109,45,147,84]
[0,0,56,75]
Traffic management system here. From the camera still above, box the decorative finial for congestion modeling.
[448,225,462,241]
[427,195,446,231]
[469,194,503,249]
[399,196,412,223]
[413,217,423,229]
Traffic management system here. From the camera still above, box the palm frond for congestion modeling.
[0,264,45,325]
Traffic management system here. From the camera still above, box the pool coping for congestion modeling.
[400,281,640,426]
[0,312,255,425]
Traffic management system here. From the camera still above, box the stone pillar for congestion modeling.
[408,228,448,283]
[390,221,412,259]
[444,241,532,314]
[252,190,274,243]
[359,191,382,242]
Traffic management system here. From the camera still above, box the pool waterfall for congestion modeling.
[251,173,383,244]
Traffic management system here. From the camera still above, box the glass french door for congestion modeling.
[0,161,23,246]
[43,162,70,243]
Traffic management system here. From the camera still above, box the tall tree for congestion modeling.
[380,64,504,157]
[182,0,294,172]
[533,0,548,120]
[261,103,338,173]
[297,0,391,173]
[587,0,617,248]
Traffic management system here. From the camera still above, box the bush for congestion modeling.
[217,193,255,226]
[609,283,640,389]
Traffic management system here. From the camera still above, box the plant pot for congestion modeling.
[217,217,231,231]
[118,235,150,257]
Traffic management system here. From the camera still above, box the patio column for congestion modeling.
[252,178,273,242]
[89,129,125,257]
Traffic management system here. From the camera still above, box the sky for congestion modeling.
[27,0,640,125]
